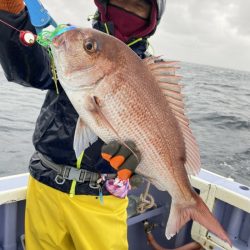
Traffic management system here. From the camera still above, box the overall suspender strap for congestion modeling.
[69,151,84,197]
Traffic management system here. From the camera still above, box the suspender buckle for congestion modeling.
[61,166,88,183]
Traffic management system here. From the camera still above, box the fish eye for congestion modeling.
[84,40,97,53]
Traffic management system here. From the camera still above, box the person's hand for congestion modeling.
[101,140,141,180]
[101,140,141,198]
[0,0,24,14]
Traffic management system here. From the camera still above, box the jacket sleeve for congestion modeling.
[0,8,55,90]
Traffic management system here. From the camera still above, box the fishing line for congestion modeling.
[0,18,21,32]
[0,18,76,47]
[0,18,36,46]
[0,19,76,94]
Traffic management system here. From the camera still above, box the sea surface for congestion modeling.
[0,63,250,186]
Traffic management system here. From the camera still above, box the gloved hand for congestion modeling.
[101,140,141,180]
[0,0,24,14]
[101,140,141,198]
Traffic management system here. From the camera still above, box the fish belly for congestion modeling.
[71,79,188,198]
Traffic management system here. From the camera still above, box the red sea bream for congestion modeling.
[51,27,231,245]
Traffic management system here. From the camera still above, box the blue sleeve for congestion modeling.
[0,8,55,90]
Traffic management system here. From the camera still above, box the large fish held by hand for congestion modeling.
[51,27,231,245]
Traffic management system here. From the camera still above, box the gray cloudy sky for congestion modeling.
[42,0,250,71]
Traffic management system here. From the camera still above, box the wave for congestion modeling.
[194,113,250,130]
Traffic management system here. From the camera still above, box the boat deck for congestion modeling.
[0,170,250,250]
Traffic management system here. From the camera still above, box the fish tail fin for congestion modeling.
[165,192,232,246]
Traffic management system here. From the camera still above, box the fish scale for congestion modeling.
[95,76,177,174]
[51,27,232,246]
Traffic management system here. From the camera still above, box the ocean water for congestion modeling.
[0,63,249,186]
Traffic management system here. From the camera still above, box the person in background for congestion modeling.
[0,1,201,250]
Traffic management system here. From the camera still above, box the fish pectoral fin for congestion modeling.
[84,95,100,112]
[73,117,98,158]
[144,57,201,175]
[89,95,123,142]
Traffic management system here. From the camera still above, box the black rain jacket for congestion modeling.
[0,0,166,195]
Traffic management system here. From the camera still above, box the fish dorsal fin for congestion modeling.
[144,57,201,175]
